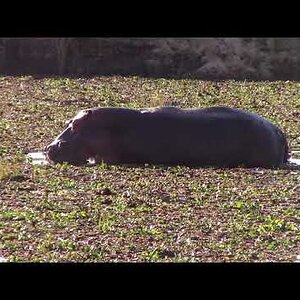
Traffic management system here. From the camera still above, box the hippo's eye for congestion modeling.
[58,141,67,148]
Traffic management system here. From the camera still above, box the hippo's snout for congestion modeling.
[46,139,67,158]
[45,141,60,161]
[45,138,89,165]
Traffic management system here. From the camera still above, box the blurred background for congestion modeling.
[0,38,299,80]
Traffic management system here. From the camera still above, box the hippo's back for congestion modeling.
[120,106,289,168]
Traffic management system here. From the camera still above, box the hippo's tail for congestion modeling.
[276,127,290,164]
[283,137,290,163]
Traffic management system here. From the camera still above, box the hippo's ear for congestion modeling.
[72,109,93,132]
[65,118,73,127]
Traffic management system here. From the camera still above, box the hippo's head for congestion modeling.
[46,109,94,165]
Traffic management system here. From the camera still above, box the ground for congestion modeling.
[0,75,299,262]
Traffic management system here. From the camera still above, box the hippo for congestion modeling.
[45,106,289,168]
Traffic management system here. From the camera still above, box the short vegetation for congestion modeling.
[0,75,299,262]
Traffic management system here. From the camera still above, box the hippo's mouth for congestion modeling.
[45,142,89,165]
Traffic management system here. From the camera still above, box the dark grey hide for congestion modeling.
[45,106,289,168]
